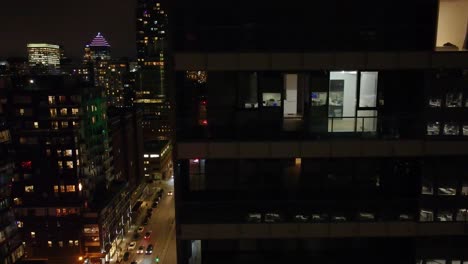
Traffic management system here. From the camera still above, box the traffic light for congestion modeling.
[155,256,160,263]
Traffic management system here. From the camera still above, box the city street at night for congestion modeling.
[118,179,176,264]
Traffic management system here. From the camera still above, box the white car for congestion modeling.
[128,241,136,251]
[137,226,144,233]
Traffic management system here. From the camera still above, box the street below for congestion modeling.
[115,179,176,264]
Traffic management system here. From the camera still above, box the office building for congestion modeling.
[172,1,468,264]
[105,59,136,108]
[27,44,60,74]
[5,75,129,264]
[135,0,172,140]
[142,140,172,181]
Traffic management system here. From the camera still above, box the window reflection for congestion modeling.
[443,123,459,136]
[446,93,462,107]
[420,209,434,222]
[427,122,440,135]
[421,184,433,195]
[247,213,261,223]
[399,214,413,221]
[437,211,453,222]
[264,213,281,223]
[456,209,468,221]
[461,185,468,196]
[438,187,456,196]
[311,214,328,222]
[428,98,441,107]
[331,215,347,222]
[426,260,446,264]
[294,214,309,222]
[463,125,468,136]
[358,212,375,221]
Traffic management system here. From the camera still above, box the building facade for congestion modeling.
[4,75,120,264]
[135,0,172,141]
[143,140,172,181]
[27,44,60,74]
[172,1,468,264]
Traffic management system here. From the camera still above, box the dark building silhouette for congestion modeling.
[108,108,144,187]
[0,80,25,263]
[171,1,468,264]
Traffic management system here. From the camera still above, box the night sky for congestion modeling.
[0,0,137,59]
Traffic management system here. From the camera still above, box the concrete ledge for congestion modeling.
[178,222,468,239]
[174,51,468,71]
[177,140,468,159]
[239,142,270,158]
[271,142,300,158]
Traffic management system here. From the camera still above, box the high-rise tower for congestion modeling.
[83,32,111,63]
[135,0,171,141]
[171,1,468,264]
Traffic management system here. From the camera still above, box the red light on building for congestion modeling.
[21,161,32,169]
[200,119,208,126]
[201,100,207,106]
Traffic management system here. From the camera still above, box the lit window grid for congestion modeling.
[27,47,60,68]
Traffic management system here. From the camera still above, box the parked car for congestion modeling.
[142,217,149,226]
[137,226,144,233]
[123,252,130,261]
[128,241,137,251]
[151,202,158,208]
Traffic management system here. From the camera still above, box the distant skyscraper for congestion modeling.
[136,0,167,63]
[83,33,113,95]
[83,32,111,63]
[27,43,60,73]
[135,0,171,141]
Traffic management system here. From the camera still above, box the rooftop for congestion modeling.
[88,32,111,47]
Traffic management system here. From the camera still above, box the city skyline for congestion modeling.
[0,0,138,59]
[1,0,468,264]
